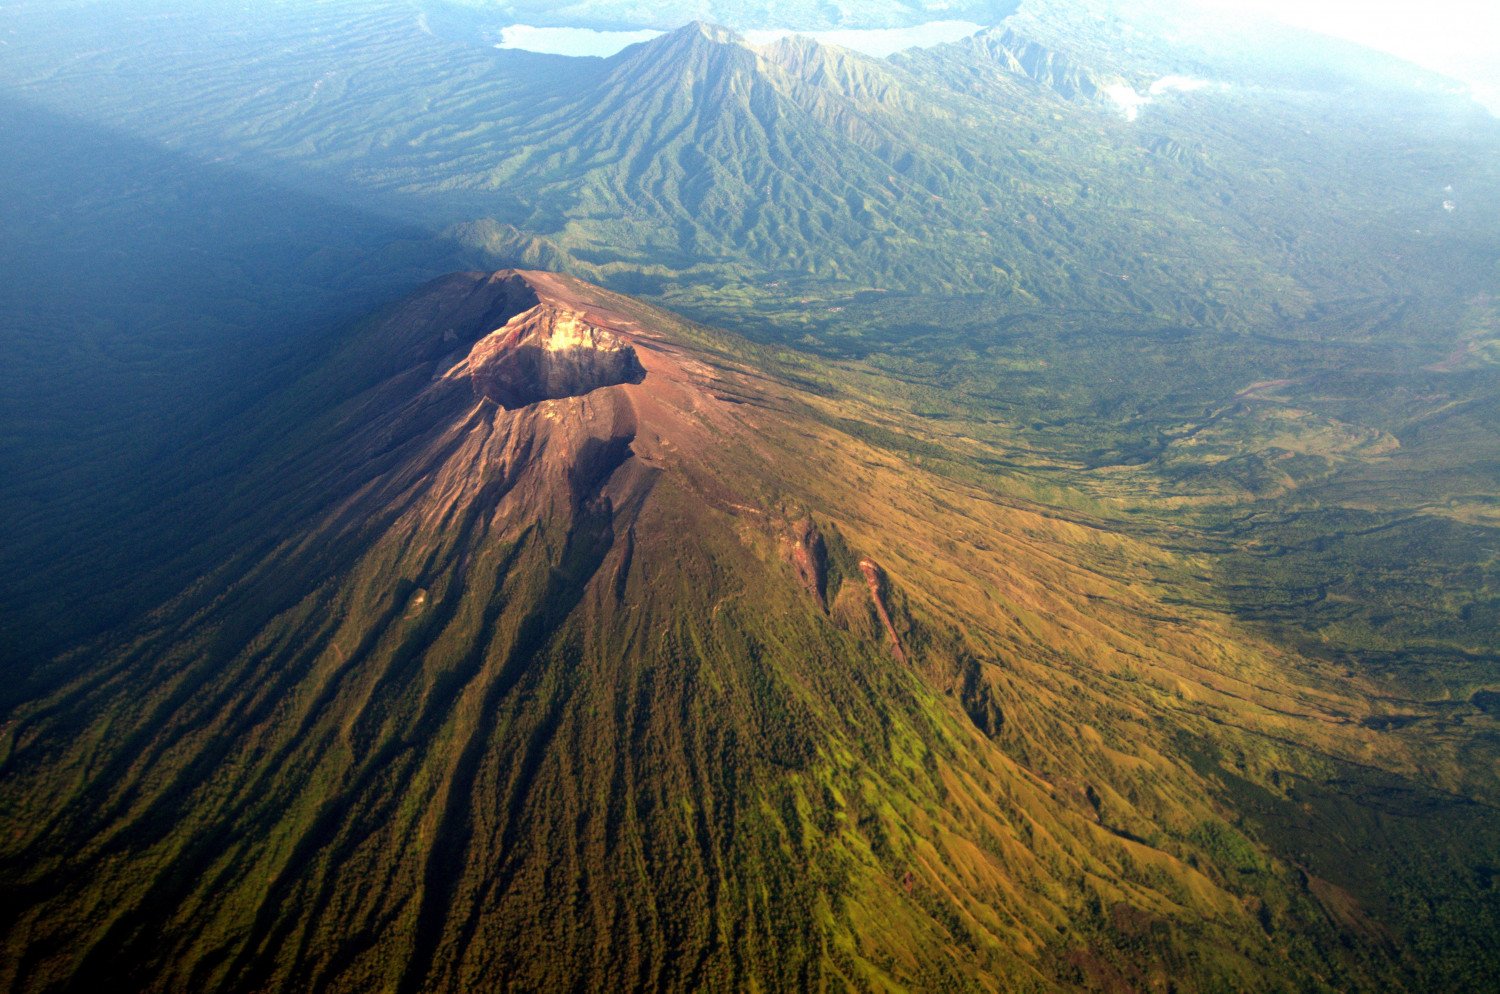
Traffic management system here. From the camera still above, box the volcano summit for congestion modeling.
[6,270,1491,993]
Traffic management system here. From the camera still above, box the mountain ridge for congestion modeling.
[4,270,1491,992]
[1,2,1498,990]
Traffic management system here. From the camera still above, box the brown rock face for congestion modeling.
[786,517,829,610]
[858,558,907,663]
[468,303,646,409]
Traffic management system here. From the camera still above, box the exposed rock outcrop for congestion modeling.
[468,303,646,410]
[858,557,907,663]
[784,517,829,610]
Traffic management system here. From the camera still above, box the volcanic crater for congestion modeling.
[467,301,647,410]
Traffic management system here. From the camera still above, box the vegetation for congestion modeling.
[1,1,1497,991]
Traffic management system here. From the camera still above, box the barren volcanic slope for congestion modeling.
[3,272,1494,993]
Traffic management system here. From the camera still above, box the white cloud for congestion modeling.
[1104,84,1150,120]
[1107,76,1226,121]
[1149,75,1214,96]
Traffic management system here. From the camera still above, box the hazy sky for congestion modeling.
[494,0,1500,108]
[1198,0,1500,97]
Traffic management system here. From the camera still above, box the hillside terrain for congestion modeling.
[0,0,1497,990]
[4,270,1495,993]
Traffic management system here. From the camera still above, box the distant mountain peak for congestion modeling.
[634,19,745,55]
[965,24,1126,101]
[678,20,742,45]
[609,18,758,75]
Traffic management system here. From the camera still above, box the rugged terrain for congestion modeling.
[3,271,1496,992]
[1,1,1498,991]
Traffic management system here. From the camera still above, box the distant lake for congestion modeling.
[493,25,666,58]
[493,21,986,59]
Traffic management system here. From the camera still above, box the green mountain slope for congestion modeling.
[1,2,1498,990]
[9,1,1491,338]
[3,272,1496,992]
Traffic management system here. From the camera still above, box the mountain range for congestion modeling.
[0,1,1497,991]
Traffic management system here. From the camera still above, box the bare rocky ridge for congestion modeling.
[784,517,829,610]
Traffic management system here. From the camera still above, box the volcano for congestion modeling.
[1,271,1485,994]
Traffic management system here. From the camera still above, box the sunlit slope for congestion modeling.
[2,272,1489,993]
[8,1,1492,338]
